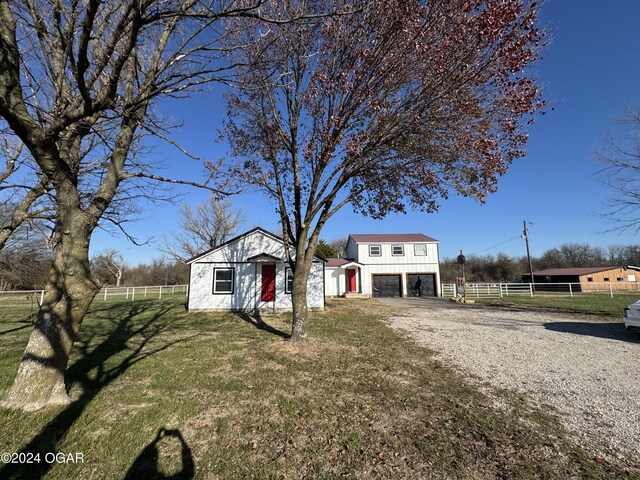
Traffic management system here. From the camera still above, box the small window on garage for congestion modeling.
[392,245,404,256]
[414,244,427,256]
[213,268,234,294]
[617,277,623,282]
[628,274,637,282]
[369,245,381,256]
[604,277,610,282]
[587,277,593,282]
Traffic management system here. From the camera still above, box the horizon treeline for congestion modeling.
[4,241,640,290]
[441,242,640,283]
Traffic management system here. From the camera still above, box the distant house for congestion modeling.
[522,266,640,291]
[186,228,325,312]
[325,233,441,298]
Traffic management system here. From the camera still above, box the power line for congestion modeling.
[468,235,522,256]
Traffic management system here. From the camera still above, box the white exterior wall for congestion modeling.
[347,238,441,296]
[187,230,324,311]
[325,267,345,297]
[324,267,363,296]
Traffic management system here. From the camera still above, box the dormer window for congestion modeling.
[414,244,427,256]
[369,245,381,256]
[392,245,404,256]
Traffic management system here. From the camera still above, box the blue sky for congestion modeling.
[91,1,640,264]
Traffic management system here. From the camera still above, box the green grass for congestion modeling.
[474,293,637,317]
[0,298,637,479]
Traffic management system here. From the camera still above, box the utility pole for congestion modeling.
[523,221,535,294]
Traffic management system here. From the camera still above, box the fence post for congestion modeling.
[569,283,573,298]
[132,287,135,301]
[610,283,613,298]
[104,288,107,301]
[126,287,129,300]
[159,286,162,300]
[529,283,533,297]
[185,285,189,297]
[40,290,45,305]
[145,286,148,297]
[172,285,175,294]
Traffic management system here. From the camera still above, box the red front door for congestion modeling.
[347,269,356,292]
[261,264,276,302]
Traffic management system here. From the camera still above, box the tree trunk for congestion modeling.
[1,213,99,411]
[289,257,314,343]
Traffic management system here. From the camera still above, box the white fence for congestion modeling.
[101,284,188,302]
[441,282,640,299]
[0,289,45,308]
[0,284,188,308]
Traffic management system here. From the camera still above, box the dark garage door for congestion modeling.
[407,274,436,297]
[373,275,401,298]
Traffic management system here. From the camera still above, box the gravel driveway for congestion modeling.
[382,298,640,466]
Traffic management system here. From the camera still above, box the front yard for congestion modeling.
[0,298,636,479]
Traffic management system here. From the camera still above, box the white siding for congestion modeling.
[325,267,345,297]
[356,242,439,266]
[187,230,325,311]
[324,267,361,296]
[348,238,441,296]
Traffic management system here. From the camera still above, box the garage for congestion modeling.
[407,273,436,297]
[372,274,402,297]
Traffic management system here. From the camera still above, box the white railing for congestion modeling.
[0,284,188,308]
[101,284,188,301]
[440,282,640,298]
[0,289,45,307]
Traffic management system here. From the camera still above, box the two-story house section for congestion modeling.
[325,233,441,298]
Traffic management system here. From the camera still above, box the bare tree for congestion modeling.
[537,243,606,269]
[92,249,126,287]
[596,106,640,233]
[222,0,546,341]
[329,238,348,259]
[0,203,51,290]
[0,0,317,411]
[161,197,245,261]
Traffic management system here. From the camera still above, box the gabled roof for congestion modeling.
[186,227,326,264]
[186,227,282,264]
[348,233,438,243]
[532,266,626,276]
[246,252,282,262]
[325,258,363,268]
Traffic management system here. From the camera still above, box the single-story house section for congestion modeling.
[186,228,325,312]
[325,233,441,298]
[324,258,365,296]
[521,266,640,291]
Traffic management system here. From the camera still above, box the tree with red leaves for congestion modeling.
[222,0,546,342]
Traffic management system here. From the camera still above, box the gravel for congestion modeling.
[383,299,640,466]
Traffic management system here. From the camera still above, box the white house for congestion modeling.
[325,233,440,298]
[186,228,325,312]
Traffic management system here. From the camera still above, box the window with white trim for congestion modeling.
[213,268,234,294]
[392,245,404,256]
[414,244,427,256]
[369,245,381,256]
[285,268,294,294]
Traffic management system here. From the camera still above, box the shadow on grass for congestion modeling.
[1,300,195,480]
[544,321,640,343]
[125,428,194,480]
[0,321,32,336]
[233,312,289,339]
